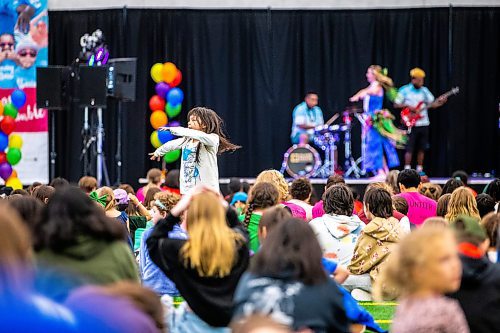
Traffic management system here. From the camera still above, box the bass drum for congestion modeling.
[282,144,321,178]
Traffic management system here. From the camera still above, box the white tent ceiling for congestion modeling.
[48,0,500,10]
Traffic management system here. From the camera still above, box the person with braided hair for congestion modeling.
[350,65,400,178]
[240,182,280,253]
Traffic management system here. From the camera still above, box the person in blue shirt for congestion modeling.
[394,68,448,173]
[290,91,324,145]
[14,36,38,89]
[0,0,18,36]
[0,0,34,36]
[350,65,400,178]
[139,194,187,297]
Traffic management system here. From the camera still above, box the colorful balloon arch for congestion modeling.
[149,62,184,163]
[0,89,26,189]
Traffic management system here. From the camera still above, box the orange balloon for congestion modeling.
[11,170,17,178]
[0,103,3,116]
[162,62,178,84]
[150,111,168,129]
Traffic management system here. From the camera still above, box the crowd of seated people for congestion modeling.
[0,168,499,333]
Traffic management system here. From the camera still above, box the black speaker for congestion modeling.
[36,66,71,110]
[78,66,108,108]
[107,58,137,101]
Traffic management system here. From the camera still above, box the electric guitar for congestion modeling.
[400,86,460,128]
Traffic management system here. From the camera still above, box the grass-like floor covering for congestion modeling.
[359,302,397,331]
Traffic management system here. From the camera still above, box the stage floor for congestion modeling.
[139,177,493,197]
[219,177,493,185]
[218,177,493,198]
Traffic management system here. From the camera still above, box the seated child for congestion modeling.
[345,187,404,300]
[139,192,185,297]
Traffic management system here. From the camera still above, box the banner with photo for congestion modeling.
[0,0,49,184]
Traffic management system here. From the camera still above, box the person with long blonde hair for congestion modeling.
[255,169,311,219]
[373,226,469,333]
[255,169,290,202]
[445,187,481,222]
[146,186,249,330]
[350,65,400,178]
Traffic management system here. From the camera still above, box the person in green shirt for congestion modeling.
[34,187,139,301]
[240,182,280,252]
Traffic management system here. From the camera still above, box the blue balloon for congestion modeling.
[0,132,8,151]
[167,88,184,106]
[10,89,27,109]
[158,129,175,144]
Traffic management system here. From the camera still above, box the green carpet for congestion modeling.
[359,302,396,331]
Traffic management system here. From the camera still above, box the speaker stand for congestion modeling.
[49,110,57,180]
[114,101,123,185]
[96,107,111,187]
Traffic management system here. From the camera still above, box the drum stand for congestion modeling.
[313,133,337,178]
[344,113,366,178]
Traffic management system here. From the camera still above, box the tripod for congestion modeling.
[344,112,366,178]
[80,106,110,186]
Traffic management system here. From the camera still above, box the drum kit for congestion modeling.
[280,107,366,179]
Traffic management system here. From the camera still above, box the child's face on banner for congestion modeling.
[0,34,15,53]
[17,48,37,68]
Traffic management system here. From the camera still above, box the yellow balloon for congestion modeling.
[9,134,23,149]
[6,177,22,190]
[150,131,161,148]
[150,63,164,83]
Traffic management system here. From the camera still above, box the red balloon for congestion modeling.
[170,70,182,87]
[149,95,165,112]
[0,152,6,164]
[1,116,15,135]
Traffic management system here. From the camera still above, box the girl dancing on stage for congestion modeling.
[150,107,241,194]
[350,65,400,178]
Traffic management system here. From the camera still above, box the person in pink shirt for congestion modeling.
[137,168,163,203]
[397,169,437,226]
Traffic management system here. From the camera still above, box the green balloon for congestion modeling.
[7,148,22,165]
[166,102,182,118]
[163,150,181,163]
[3,103,18,119]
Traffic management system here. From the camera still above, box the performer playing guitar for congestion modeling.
[394,68,449,173]
[401,86,459,128]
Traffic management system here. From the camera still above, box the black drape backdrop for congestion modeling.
[48,7,500,186]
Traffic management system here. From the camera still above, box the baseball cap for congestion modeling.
[230,192,248,206]
[410,67,426,79]
[15,37,39,53]
[113,189,129,205]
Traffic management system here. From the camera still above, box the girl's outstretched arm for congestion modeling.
[161,127,219,147]
[150,138,185,161]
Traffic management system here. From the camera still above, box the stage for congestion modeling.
[219,177,493,200]
[140,176,493,199]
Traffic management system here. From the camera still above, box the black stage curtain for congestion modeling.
[48,8,500,186]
